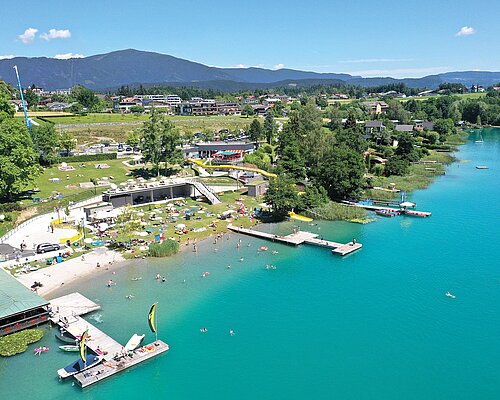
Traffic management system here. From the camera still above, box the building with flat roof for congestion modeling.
[0,270,50,336]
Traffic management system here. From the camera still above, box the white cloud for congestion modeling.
[456,26,476,36]
[347,66,452,79]
[339,58,413,64]
[40,29,71,41]
[0,55,15,60]
[18,28,38,44]
[273,63,285,70]
[54,53,84,60]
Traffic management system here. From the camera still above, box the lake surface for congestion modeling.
[1,128,499,400]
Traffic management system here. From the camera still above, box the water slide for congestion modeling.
[288,211,313,222]
[188,159,277,178]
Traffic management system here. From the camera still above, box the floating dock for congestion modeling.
[227,225,362,256]
[49,293,168,387]
[343,202,432,217]
[73,340,169,388]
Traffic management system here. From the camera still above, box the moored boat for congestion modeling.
[55,330,77,344]
[375,209,400,217]
[476,165,489,169]
[124,333,145,352]
[57,354,101,379]
[404,210,431,217]
[58,345,80,352]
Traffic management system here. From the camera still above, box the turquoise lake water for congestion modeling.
[1,128,499,399]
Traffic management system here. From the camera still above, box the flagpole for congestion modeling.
[156,303,158,344]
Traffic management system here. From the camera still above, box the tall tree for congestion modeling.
[316,145,365,200]
[72,85,98,109]
[0,118,40,200]
[59,131,77,155]
[0,82,15,122]
[241,104,254,118]
[248,118,263,142]
[263,175,299,220]
[264,110,275,144]
[31,123,60,165]
[141,108,182,176]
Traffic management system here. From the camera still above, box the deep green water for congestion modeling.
[1,129,499,400]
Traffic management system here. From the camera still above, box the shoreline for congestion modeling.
[14,248,125,298]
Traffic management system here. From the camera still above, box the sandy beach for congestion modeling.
[14,247,125,298]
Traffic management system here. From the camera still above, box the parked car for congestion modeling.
[36,243,61,254]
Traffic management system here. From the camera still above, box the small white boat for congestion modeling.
[124,333,145,352]
[476,166,489,169]
[57,354,101,379]
[58,345,79,352]
[445,292,456,299]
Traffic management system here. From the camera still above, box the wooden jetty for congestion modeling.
[343,202,432,217]
[73,340,170,388]
[49,293,168,387]
[227,225,362,256]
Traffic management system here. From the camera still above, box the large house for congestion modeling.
[363,101,389,115]
[363,120,386,141]
[395,124,414,133]
[183,141,256,160]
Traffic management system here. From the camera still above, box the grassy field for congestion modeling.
[31,158,136,201]
[47,114,258,144]
[15,111,74,118]
[399,92,486,102]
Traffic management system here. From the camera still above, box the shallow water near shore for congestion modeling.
[1,129,499,400]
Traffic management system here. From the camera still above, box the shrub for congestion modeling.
[62,153,118,163]
[149,240,180,257]
[0,203,22,212]
[308,201,367,221]
[0,329,44,357]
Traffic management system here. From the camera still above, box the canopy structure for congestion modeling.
[400,201,416,208]
[0,270,49,336]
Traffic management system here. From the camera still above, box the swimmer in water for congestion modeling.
[240,257,244,262]
[229,329,235,336]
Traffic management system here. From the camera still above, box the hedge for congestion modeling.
[149,240,179,257]
[61,153,118,163]
[0,329,44,357]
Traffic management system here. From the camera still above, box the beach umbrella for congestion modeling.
[98,222,109,231]
[84,238,93,244]
[175,223,186,229]
[400,201,415,208]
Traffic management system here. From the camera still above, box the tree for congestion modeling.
[433,118,456,138]
[130,105,145,114]
[335,129,368,153]
[316,145,365,200]
[24,89,39,110]
[277,142,306,180]
[264,110,275,144]
[384,156,409,176]
[394,132,419,162]
[297,184,328,210]
[59,131,76,155]
[241,104,254,118]
[140,108,182,176]
[126,130,141,149]
[248,119,263,142]
[263,175,299,220]
[0,118,40,200]
[31,123,60,165]
[0,83,15,122]
[344,111,357,130]
[72,85,98,109]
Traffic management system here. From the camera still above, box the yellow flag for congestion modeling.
[148,303,157,333]
[79,330,88,363]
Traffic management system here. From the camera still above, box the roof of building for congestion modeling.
[0,270,49,320]
[395,124,414,132]
[421,121,434,130]
[365,120,385,128]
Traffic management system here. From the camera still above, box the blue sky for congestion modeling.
[1,0,499,78]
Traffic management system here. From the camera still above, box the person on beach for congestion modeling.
[96,262,100,268]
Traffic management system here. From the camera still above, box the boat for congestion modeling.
[404,210,430,217]
[55,330,77,344]
[259,246,268,251]
[476,166,489,169]
[57,354,101,379]
[58,345,79,352]
[375,209,400,217]
[124,333,145,352]
[445,292,456,299]
[474,133,484,143]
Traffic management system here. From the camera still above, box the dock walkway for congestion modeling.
[228,225,362,256]
[73,340,170,388]
[49,293,169,387]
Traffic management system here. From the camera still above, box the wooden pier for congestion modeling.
[49,293,168,387]
[73,340,170,388]
[227,225,362,256]
[343,203,432,217]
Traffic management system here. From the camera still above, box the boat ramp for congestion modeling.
[227,225,362,256]
[49,292,168,388]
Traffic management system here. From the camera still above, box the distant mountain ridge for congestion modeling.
[0,49,498,91]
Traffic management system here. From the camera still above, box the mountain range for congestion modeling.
[0,49,499,91]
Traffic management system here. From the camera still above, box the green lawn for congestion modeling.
[32,158,136,201]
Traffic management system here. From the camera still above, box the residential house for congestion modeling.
[363,101,389,115]
[395,124,414,133]
[414,121,434,131]
[363,120,386,141]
